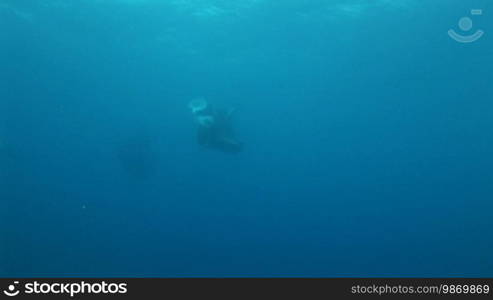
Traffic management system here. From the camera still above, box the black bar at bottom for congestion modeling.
[0,278,492,299]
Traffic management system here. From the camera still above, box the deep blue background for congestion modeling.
[1,0,492,277]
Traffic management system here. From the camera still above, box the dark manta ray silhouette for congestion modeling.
[189,98,243,153]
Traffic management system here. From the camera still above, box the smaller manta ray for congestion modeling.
[189,98,244,153]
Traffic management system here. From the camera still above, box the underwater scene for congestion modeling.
[1,0,492,277]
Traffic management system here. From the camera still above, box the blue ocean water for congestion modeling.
[1,0,492,277]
